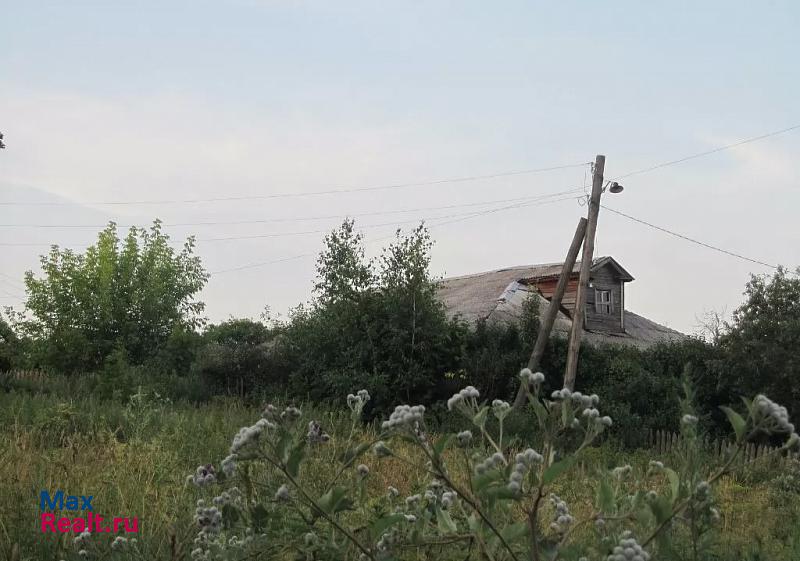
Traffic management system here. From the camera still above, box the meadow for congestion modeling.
[1,373,798,561]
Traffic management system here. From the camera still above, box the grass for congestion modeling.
[0,382,798,560]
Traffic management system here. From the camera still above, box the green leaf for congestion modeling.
[286,440,306,478]
[433,434,454,460]
[500,522,529,544]
[221,504,240,529]
[472,406,489,428]
[665,468,680,500]
[528,396,549,429]
[740,397,754,421]
[597,478,614,512]
[467,513,481,534]
[370,513,406,539]
[340,442,370,465]
[317,486,353,515]
[276,431,293,463]
[649,495,672,523]
[473,470,504,493]
[484,486,519,501]
[720,406,747,442]
[542,457,575,485]
[250,504,269,532]
[435,507,458,534]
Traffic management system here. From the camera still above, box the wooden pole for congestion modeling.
[563,155,605,390]
[513,217,587,408]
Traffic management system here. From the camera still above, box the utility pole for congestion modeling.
[563,154,605,390]
[513,217,586,408]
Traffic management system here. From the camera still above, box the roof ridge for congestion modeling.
[438,263,561,282]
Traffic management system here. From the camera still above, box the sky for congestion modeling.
[1,1,798,334]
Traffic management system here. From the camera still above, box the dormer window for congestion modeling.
[595,289,613,314]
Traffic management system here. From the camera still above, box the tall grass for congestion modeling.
[0,381,798,560]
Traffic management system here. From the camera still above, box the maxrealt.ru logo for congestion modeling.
[39,490,139,533]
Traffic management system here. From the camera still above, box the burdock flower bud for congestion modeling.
[274,484,291,502]
[373,441,392,458]
[519,368,545,385]
[280,406,302,422]
[457,430,473,447]
[607,535,651,561]
[405,494,421,506]
[612,464,632,479]
[190,464,217,487]
[492,399,511,420]
[307,421,330,444]
[356,464,370,478]
[447,386,480,412]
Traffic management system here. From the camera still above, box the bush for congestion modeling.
[191,319,288,397]
[459,303,720,447]
[278,222,466,414]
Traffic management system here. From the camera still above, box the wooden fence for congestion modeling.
[648,429,799,465]
[1,369,49,384]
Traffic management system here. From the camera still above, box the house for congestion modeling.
[436,256,685,349]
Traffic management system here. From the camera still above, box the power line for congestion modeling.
[0,162,590,207]
[611,123,800,180]
[209,192,582,275]
[0,272,25,290]
[0,188,585,229]
[0,286,24,299]
[0,188,586,247]
[197,190,583,242]
[199,206,534,243]
[601,204,789,271]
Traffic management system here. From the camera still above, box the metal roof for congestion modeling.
[436,259,682,349]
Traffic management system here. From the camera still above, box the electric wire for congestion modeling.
[0,162,590,207]
[611,123,800,180]
[209,192,582,275]
[601,204,790,271]
[0,188,585,229]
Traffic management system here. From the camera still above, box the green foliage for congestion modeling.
[0,313,19,371]
[281,221,466,412]
[179,372,799,561]
[191,318,288,396]
[461,310,720,446]
[1,379,797,561]
[718,267,800,421]
[17,221,208,373]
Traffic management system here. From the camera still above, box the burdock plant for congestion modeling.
[178,370,798,561]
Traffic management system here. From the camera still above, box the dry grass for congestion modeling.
[0,390,797,560]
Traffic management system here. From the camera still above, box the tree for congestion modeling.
[282,220,464,410]
[376,225,464,402]
[313,218,374,304]
[192,319,286,396]
[718,266,800,420]
[0,313,19,371]
[20,221,208,373]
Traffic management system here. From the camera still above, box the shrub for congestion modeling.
[191,319,286,397]
[279,222,466,414]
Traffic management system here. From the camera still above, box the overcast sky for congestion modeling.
[1,1,798,334]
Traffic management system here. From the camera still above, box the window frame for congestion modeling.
[594,289,613,314]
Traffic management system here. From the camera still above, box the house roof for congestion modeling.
[514,256,634,283]
[436,260,683,349]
